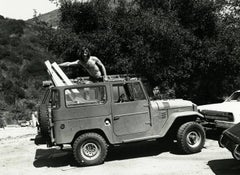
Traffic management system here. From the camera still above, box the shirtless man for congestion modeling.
[59,47,107,81]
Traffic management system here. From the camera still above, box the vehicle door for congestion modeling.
[111,81,151,136]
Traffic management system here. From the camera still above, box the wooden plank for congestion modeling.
[52,62,79,93]
[52,62,74,85]
[44,60,65,86]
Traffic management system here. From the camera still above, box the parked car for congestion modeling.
[219,122,240,160]
[198,90,240,130]
[35,75,206,166]
[19,120,30,127]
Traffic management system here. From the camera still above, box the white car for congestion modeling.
[198,90,240,129]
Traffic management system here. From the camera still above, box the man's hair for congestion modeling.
[79,47,90,60]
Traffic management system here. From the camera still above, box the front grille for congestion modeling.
[201,110,234,122]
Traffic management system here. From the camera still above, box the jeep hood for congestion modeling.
[150,99,193,110]
[198,102,240,113]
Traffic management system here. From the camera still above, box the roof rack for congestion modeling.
[73,74,139,83]
[43,74,140,87]
[44,60,140,87]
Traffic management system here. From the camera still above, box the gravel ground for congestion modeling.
[0,127,240,175]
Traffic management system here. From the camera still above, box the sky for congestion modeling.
[0,0,58,20]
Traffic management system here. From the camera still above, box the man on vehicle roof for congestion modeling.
[59,47,107,82]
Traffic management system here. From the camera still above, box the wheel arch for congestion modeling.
[71,129,111,146]
[176,121,206,153]
[165,114,203,138]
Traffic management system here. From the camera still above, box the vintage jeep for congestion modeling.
[35,76,206,166]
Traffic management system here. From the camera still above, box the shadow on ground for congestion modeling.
[206,129,223,141]
[106,139,180,161]
[33,139,179,168]
[208,159,240,175]
[33,148,78,167]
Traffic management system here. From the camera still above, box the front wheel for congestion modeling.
[177,122,205,154]
[73,133,108,166]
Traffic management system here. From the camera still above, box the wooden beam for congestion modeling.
[52,62,74,85]
[44,60,65,86]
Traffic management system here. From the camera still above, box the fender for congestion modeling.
[170,111,204,120]
[159,111,204,136]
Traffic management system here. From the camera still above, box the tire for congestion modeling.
[177,122,205,154]
[73,133,108,166]
[38,110,50,136]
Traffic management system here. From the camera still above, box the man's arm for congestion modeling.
[58,60,79,67]
[93,57,107,79]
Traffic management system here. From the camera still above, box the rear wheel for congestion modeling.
[73,133,108,166]
[177,122,205,154]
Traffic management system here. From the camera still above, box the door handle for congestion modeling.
[114,116,120,120]
[143,104,149,107]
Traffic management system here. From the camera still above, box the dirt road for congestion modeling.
[0,127,240,175]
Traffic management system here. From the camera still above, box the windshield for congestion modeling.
[225,91,240,102]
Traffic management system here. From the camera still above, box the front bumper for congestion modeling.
[203,120,235,129]
[215,121,235,129]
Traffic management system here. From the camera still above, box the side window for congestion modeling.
[128,82,146,100]
[51,90,60,109]
[113,84,129,103]
[113,82,146,103]
[226,92,240,101]
[65,86,107,107]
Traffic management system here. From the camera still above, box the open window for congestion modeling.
[113,82,146,103]
[128,82,146,101]
[51,89,60,109]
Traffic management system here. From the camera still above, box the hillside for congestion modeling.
[0,0,132,125]
[28,0,134,27]
[28,9,60,27]
[0,16,55,123]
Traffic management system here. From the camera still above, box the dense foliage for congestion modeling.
[0,16,54,123]
[42,0,240,104]
[1,0,240,124]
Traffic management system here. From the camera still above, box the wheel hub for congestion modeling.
[186,131,201,148]
[81,142,100,160]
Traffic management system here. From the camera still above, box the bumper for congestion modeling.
[203,120,235,129]
[215,121,235,129]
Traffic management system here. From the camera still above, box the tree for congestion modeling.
[42,0,240,104]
